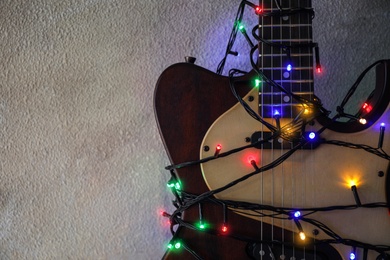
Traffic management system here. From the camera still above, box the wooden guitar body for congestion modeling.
[154,62,390,259]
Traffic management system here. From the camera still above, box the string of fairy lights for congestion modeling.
[159,0,390,259]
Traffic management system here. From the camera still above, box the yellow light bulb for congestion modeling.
[299,231,306,241]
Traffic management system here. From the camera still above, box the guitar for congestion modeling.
[154,0,390,259]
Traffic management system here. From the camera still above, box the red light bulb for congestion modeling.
[247,156,255,164]
[255,6,262,14]
[221,224,228,233]
[316,65,322,73]
[214,144,222,157]
[362,102,372,113]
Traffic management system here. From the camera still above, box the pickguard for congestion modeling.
[200,87,390,259]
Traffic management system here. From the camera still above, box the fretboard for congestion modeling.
[257,0,314,119]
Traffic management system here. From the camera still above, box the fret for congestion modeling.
[271,39,313,43]
[259,53,313,57]
[260,103,310,107]
[259,66,313,70]
[259,24,312,28]
[260,91,313,95]
[261,82,313,94]
[259,93,314,106]
[259,105,310,119]
[273,79,313,84]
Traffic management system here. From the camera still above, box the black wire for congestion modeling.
[165,132,278,171]
[323,139,390,160]
[228,68,278,131]
[339,60,385,110]
[216,1,246,75]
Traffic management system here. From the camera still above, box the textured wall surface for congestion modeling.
[0,0,389,259]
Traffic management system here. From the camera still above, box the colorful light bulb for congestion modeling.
[221,224,228,233]
[299,231,306,241]
[362,102,372,113]
[287,64,292,71]
[174,242,181,249]
[308,132,316,140]
[294,211,301,218]
[254,78,261,88]
[255,6,262,14]
[214,144,222,157]
[316,65,322,73]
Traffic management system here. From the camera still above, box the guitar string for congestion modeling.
[260,0,265,257]
[269,0,278,257]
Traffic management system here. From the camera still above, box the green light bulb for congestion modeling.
[174,242,181,249]
[255,78,261,88]
[174,182,181,190]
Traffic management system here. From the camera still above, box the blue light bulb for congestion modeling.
[350,252,356,260]
[308,132,316,140]
[286,64,292,71]
[294,211,301,218]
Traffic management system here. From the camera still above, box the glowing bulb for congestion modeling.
[381,122,385,127]
[214,144,222,157]
[294,211,301,218]
[247,156,255,164]
[316,65,322,73]
[273,110,280,117]
[221,224,228,233]
[198,221,207,230]
[255,6,262,14]
[359,118,367,125]
[350,252,356,260]
[308,132,316,140]
[238,24,245,32]
[174,242,181,249]
[286,64,292,71]
[167,243,173,250]
[362,102,372,113]
[299,231,306,240]
[255,78,261,88]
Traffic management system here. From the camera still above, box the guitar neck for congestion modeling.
[258,0,315,119]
